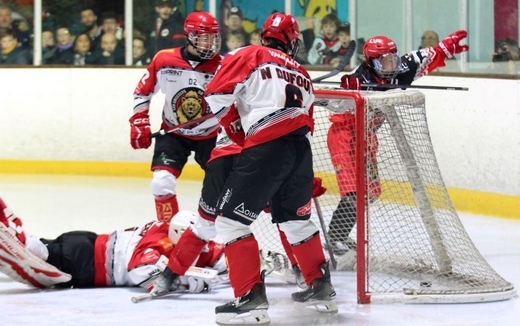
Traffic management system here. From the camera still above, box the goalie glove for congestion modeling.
[178,276,211,293]
[129,111,152,149]
[438,30,469,59]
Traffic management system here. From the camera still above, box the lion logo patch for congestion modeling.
[172,88,207,124]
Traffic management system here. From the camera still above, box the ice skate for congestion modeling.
[215,280,270,326]
[291,262,338,313]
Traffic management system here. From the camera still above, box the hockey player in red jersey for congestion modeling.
[130,11,222,223]
[327,31,469,256]
[149,124,319,296]
[204,13,337,325]
[0,197,224,292]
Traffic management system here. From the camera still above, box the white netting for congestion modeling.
[250,87,516,303]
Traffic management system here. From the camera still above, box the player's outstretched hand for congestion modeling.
[129,111,152,149]
[439,30,469,59]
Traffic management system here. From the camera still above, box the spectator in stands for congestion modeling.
[41,29,56,64]
[327,23,351,68]
[148,0,185,57]
[73,33,93,65]
[490,38,520,74]
[221,7,249,54]
[47,27,75,65]
[86,32,124,65]
[133,36,151,65]
[249,28,262,46]
[0,4,29,49]
[223,31,245,55]
[0,28,29,64]
[80,8,102,51]
[100,11,123,41]
[307,13,341,64]
[419,30,439,49]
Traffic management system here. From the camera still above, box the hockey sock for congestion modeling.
[167,228,207,275]
[291,232,326,285]
[154,194,179,223]
[277,225,298,266]
[225,234,262,297]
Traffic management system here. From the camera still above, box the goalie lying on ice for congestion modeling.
[0,198,298,292]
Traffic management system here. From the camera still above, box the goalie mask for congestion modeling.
[184,11,221,60]
[363,36,401,79]
[168,210,197,245]
[261,13,301,58]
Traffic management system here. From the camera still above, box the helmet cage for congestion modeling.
[187,32,221,60]
[370,52,401,79]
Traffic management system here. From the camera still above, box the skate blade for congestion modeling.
[294,299,339,314]
[216,309,270,326]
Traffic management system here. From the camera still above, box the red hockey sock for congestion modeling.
[225,234,262,297]
[154,194,179,223]
[290,233,326,285]
[166,228,207,275]
[277,225,298,266]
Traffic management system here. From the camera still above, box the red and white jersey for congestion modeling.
[208,127,242,163]
[205,46,315,149]
[133,47,221,140]
[93,221,223,287]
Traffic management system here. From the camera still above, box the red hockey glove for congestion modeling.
[438,30,469,59]
[224,119,245,146]
[129,111,151,149]
[312,177,327,198]
[340,75,361,90]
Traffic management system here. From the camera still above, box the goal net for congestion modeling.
[250,87,516,304]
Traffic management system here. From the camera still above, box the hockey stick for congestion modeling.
[314,81,468,91]
[313,197,338,270]
[150,113,216,138]
[312,40,356,83]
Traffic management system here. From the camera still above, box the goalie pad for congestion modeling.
[0,223,72,288]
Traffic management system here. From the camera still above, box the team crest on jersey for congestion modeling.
[172,88,207,124]
[160,28,169,37]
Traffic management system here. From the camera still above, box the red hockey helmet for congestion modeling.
[184,11,221,59]
[363,36,401,79]
[261,13,300,58]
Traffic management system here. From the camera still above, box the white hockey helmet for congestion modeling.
[168,210,197,245]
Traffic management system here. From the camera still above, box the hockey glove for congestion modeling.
[224,119,245,146]
[438,30,469,59]
[178,276,211,293]
[150,267,180,296]
[312,177,327,198]
[340,75,361,90]
[129,111,152,149]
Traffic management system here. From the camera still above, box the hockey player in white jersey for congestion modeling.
[0,197,224,292]
[204,13,337,325]
[130,11,222,223]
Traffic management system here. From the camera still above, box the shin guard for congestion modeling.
[154,195,179,223]
[277,225,298,266]
[291,233,327,286]
[167,228,207,275]
[225,234,262,297]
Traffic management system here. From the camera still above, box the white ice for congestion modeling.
[1,175,519,326]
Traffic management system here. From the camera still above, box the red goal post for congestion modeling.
[250,87,516,304]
